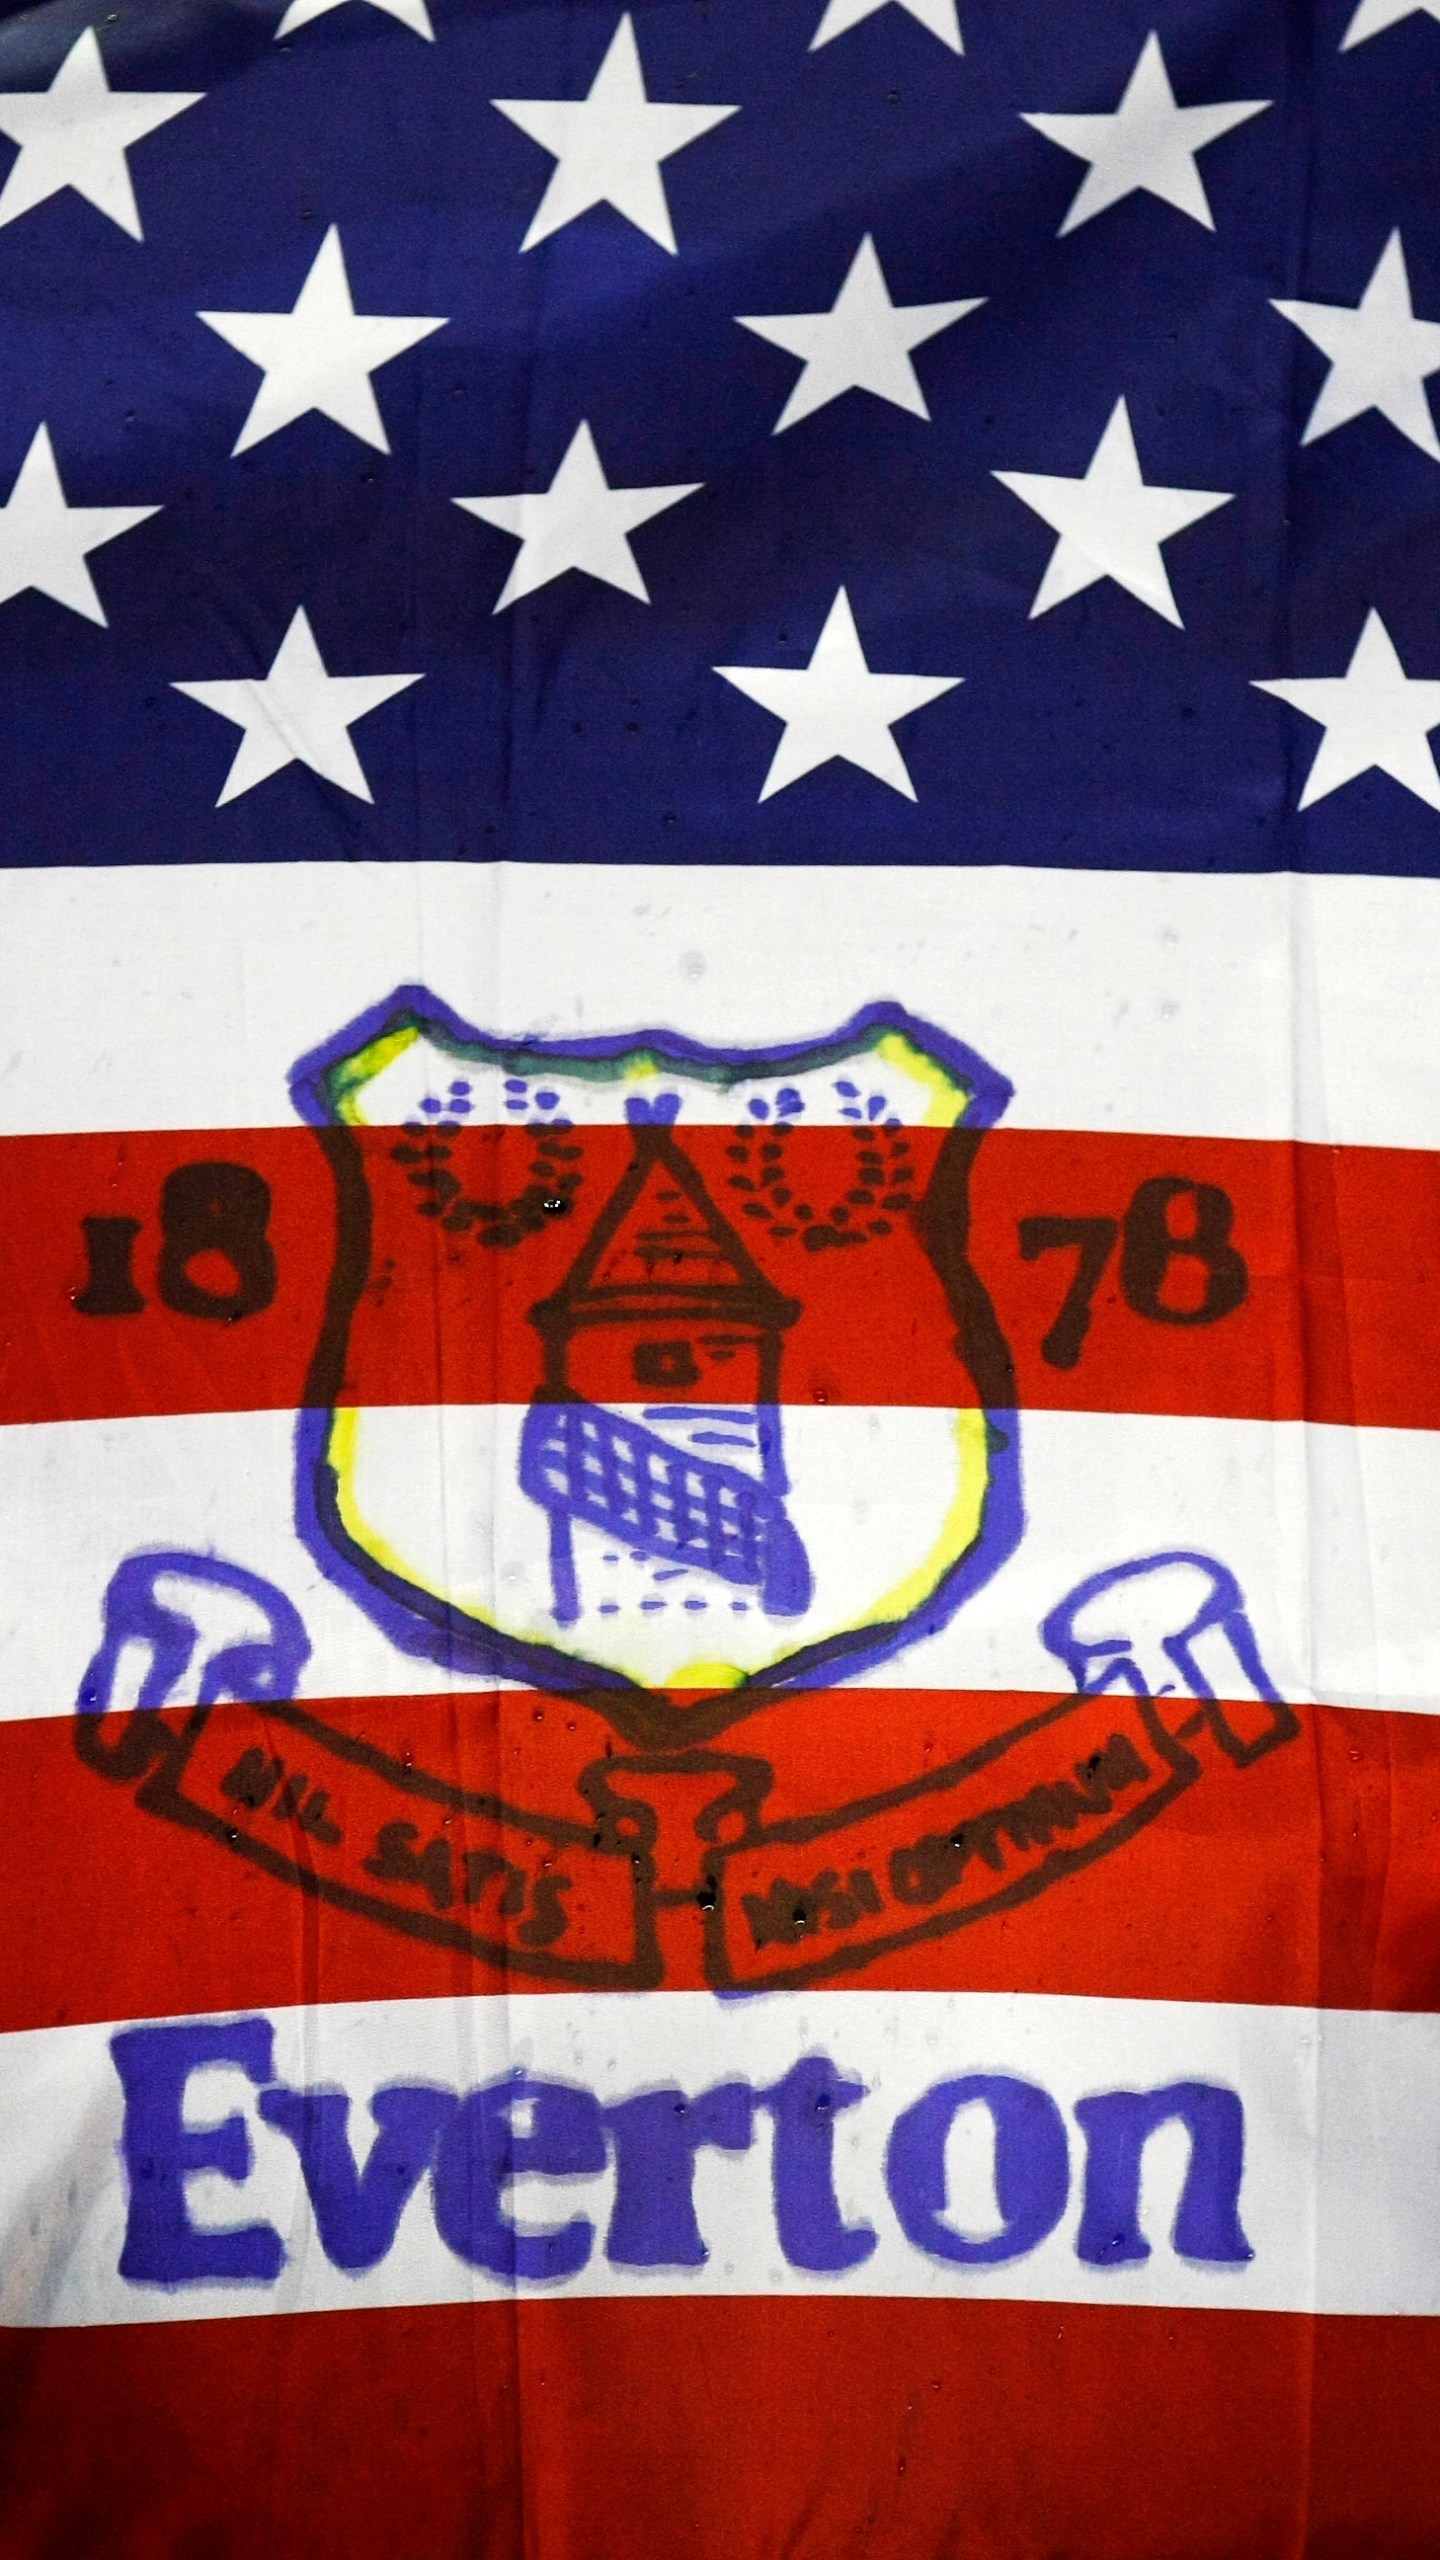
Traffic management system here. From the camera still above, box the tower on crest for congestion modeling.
[519,1125,812,1630]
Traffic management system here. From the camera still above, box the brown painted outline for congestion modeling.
[80,1678,1299,1991]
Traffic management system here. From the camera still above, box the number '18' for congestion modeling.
[75,1162,277,1324]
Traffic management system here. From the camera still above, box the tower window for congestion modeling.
[632,1339,701,1388]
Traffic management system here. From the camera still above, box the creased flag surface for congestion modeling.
[1,1,1440,2553]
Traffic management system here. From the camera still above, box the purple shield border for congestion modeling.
[289,991,1024,1716]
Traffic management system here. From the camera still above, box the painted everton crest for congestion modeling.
[78,992,1298,1991]
[290,992,1021,1734]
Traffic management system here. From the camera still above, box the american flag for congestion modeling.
[2,0,1440,2550]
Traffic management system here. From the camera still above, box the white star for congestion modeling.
[994,396,1231,625]
[810,0,963,52]
[0,29,201,241]
[737,235,983,432]
[174,608,422,806]
[1022,31,1268,236]
[199,227,447,457]
[1254,610,1440,811]
[491,13,736,255]
[715,587,961,801]
[1272,232,1440,460]
[0,424,158,623]
[1341,0,1440,47]
[276,0,434,37]
[455,421,699,611]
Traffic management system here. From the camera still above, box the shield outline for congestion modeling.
[291,990,1024,1747]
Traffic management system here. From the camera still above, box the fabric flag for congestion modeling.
[2,0,1440,2550]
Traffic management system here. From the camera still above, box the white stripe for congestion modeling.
[0,1986,1432,2325]
[4,1403,1437,1719]
[0,861,1435,1146]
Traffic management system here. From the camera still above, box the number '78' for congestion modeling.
[1018,1177,1248,1372]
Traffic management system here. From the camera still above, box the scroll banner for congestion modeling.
[75,1673,1298,1994]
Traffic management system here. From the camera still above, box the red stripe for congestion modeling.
[0,1125,1431,1428]
[11,1683,1440,2030]
[0,2296,1434,2556]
